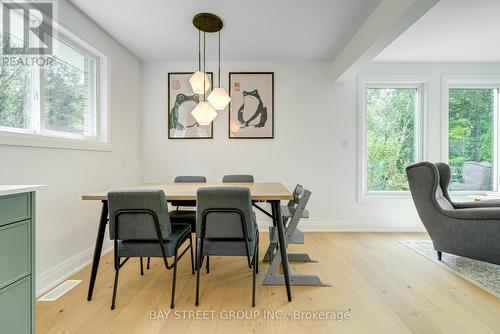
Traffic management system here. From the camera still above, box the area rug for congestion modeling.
[400,240,500,298]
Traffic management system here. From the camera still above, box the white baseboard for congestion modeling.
[36,240,114,297]
[257,220,425,232]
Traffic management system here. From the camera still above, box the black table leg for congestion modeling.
[272,200,292,301]
[87,200,108,301]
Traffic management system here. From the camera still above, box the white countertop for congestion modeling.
[0,185,48,196]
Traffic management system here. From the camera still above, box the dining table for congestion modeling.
[82,182,294,302]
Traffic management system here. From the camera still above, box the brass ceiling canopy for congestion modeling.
[192,13,223,33]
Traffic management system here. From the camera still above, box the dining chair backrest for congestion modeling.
[196,187,255,241]
[222,174,254,183]
[174,176,207,183]
[108,189,172,241]
[171,175,206,207]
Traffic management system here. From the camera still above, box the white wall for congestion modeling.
[142,61,500,232]
[0,0,142,295]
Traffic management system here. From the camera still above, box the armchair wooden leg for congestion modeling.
[206,255,210,273]
[437,251,442,261]
[140,257,144,276]
[147,257,151,270]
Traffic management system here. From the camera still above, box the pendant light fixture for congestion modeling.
[189,28,211,94]
[189,13,230,126]
[207,30,231,110]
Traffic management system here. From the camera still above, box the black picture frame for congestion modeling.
[168,72,214,139]
[228,72,274,139]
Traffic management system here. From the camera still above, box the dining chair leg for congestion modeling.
[206,255,210,273]
[256,249,259,274]
[195,239,201,306]
[256,235,259,274]
[147,257,151,270]
[194,237,198,272]
[189,234,195,275]
[140,257,144,276]
[111,265,120,310]
[170,251,178,309]
[252,251,257,308]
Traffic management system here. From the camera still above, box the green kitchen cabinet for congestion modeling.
[0,187,44,334]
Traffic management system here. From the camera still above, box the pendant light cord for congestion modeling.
[198,29,201,71]
[203,16,206,101]
[218,30,221,88]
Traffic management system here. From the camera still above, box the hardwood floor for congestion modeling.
[37,233,500,334]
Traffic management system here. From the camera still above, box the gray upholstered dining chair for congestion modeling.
[145,176,205,270]
[107,189,194,309]
[213,175,254,273]
[222,174,254,182]
[195,187,259,307]
[406,162,500,265]
[169,175,207,232]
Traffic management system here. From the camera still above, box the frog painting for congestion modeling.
[229,72,274,138]
[237,89,268,128]
[168,72,213,139]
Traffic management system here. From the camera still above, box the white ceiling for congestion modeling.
[69,0,380,62]
[375,0,500,63]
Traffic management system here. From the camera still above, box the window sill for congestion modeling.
[358,191,412,203]
[358,191,491,204]
[0,130,111,152]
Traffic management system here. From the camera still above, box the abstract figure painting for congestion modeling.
[229,72,274,138]
[168,72,213,139]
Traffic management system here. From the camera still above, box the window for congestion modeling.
[446,83,500,192]
[0,24,108,149]
[42,37,96,138]
[0,61,33,130]
[360,80,425,196]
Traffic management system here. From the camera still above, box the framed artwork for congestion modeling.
[168,72,213,139]
[228,72,274,139]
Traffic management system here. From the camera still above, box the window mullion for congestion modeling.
[495,88,500,191]
[31,65,41,134]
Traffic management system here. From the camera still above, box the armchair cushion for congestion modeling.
[440,207,500,220]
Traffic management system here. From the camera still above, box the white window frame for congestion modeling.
[0,21,110,151]
[358,75,427,201]
[441,75,500,195]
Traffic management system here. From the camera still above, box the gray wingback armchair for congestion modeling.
[406,162,500,265]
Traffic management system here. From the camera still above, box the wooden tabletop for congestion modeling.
[82,182,293,201]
